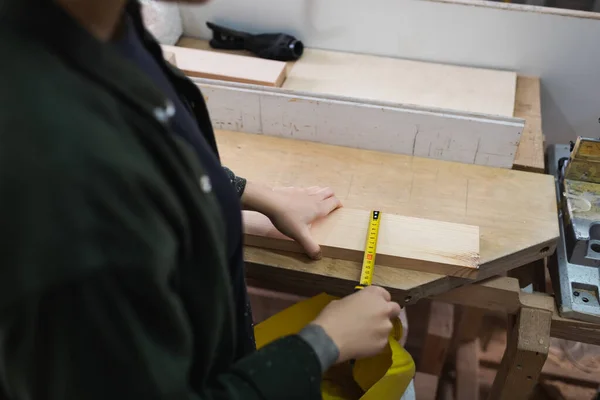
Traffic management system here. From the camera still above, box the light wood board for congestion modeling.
[216,129,557,281]
[197,80,524,169]
[244,208,480,275]
[282,49,517,118]
[176,38,543,172]
[160,45,287,87]
[513,77,545,173]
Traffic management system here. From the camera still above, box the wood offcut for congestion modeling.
[244,208,480,275]
[160,45,287,87]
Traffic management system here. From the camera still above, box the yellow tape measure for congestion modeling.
[355,210,381,291]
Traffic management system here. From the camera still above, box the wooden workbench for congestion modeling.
[217,128,556,289]
[178,37,588,398]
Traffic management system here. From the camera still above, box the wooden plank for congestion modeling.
[218,130,557,280]
[244,248,453,305]
[513,77,545,173]
[198,80,524,169]
[176,38,528,169]
[488,307,552,400]
[456,339,481,400]
[160,45,287,87]
[243,208,480,276]
[283,48,517,118]
[178,38,541,171]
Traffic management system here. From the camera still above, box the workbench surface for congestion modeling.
[217,130,557,296]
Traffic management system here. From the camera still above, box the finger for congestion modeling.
[293,225,322,260]
[318,196,343,216]
[387,302,402,318]
[307,186,321,194]
[316,187,334,200]
[366,285,392,301]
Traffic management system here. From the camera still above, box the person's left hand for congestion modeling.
[241,183,342,259]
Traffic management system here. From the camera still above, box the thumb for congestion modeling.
[293,225,322,260]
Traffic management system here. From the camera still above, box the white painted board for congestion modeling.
[283,49,517,118]
[195,79,524,168]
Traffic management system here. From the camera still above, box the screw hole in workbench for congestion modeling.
[539,246,550,254]
[591,243,600,253]
[527,376,533,380]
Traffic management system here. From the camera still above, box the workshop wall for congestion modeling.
[178,0,600,147]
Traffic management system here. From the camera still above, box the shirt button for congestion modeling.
[199,175,212,193]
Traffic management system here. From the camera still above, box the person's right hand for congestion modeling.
[311,286,401,363]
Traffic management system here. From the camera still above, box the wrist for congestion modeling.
[298,324,341,372]
[241,181,278,215]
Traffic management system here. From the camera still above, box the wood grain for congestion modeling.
[244,208,480,274]
[282,48,517,118]
[160,45,287,87]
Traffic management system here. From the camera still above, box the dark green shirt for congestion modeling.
[0,1,323,399]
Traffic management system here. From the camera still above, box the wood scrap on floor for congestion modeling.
[243,208,480,276]
[160,44,287,87]
[282,49,518,118]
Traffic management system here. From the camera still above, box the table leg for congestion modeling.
[487,306,552,400]
[455,307,486,400]
[416,301,455,399]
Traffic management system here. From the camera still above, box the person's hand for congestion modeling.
[311,286,401,363]
[241,182,342,259]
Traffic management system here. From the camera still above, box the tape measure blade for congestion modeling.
[359,210,381,287]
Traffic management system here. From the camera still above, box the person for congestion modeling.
[0,0,402,399]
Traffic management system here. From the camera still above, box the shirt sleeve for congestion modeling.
[222,166,247,197]
[0,269,324,400]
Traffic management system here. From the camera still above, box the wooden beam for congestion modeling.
[244,208,480,276]
[415,372,440,400]
[420,301,455,375]
[513,77,544,173]
[487,307,552,400]
[161,45,287,87]
[456,339,481,400]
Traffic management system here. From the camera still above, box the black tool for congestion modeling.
[206,22,304,62]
